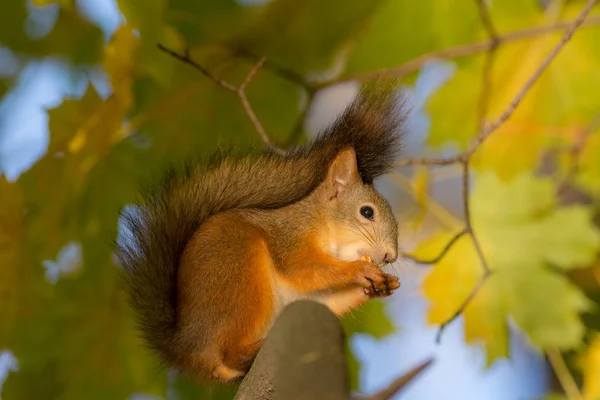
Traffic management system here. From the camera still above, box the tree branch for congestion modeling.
[397,0,598,168]
[474,0,499,42]
[320,14,600,87]
[434,161,494,342]
[475,49,497,136]
[461,161,491,274]
[157,44,238,92]
[235,301,434,400]
[396,4,596,342]
[157,45,285,153]
[362,358,434,400]
[435,269,492,343]
[401,229,468,265]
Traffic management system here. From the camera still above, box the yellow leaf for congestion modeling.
[68,129,87,153]
[412,166,430,208]
[406,167,431,230]
[427,5,600,180]
[580,334,600,400]
[417,172,599,363]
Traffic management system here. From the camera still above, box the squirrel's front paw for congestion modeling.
[354,256,389,294]
[362,273,400,297]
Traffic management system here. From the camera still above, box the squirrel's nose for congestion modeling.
[384,249,398,264]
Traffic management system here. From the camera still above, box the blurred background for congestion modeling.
[1,0,600,399]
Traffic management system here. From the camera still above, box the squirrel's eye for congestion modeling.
[360,206,375,221]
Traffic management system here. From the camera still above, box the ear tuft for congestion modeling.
[327,148,359,198]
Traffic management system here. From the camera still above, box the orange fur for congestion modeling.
[178,212,275,382]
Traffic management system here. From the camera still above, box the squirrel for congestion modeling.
[116,85,406,383]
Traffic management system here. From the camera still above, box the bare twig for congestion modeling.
[397,0,598,168]
[231,45,315,91]
[320,14,600,87]
[401,229,468,265]
[435,161,493,341]
[432,0,596,340]
[464,0,597,159]
[158,46,285,153]
[239,57,266,91]
[475,50,496,135]
[236,57,280,149]
[363,358,434,400]
[461,161,491,274]
[474,0,499,42]
[435,269,492,343]
[557,111,600,193]
[396,155,462,167]
[157,44,238,92]
[547,348,583,400]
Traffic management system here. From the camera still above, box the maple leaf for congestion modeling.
[416,172,600,363]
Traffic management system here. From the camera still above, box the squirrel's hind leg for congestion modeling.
[180,211,274,383]
[212,339,264,382]
[211,364,245,382]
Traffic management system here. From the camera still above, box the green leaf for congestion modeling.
[344,0,480,78]
[416,172,600,364]
[341,300,395,391]
[341,299,395,340]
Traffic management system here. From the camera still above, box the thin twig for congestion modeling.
[239,57,266,91]
[231,45,314,91]
[433,0,597,334]
[401,229,468,265]
[396,155,462,167]
[474,0,499,42]
[239,89,278,152]
[557,111,600,193]
[397,0,598,168]
[157,44,237,92]
[158,46,285,153]
[434,161,493,342]
[320,14,600,87]
[547,348,583,400]
[475,49,497,136]
[461,161,491,274]
[363,358,435,400]
[464,0,597,158]
[435,269,492,343]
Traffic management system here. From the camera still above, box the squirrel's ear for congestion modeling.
[327,148,360,199]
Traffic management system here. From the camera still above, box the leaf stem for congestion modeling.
[547,348,583,400]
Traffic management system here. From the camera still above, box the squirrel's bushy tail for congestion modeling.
[116,84,406,368]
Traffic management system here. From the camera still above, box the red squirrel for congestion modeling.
[117,86,405,383]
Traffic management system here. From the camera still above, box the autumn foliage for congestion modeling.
[2,0,600,399]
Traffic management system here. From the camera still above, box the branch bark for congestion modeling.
[319,14,600,87]
[235,301,434,400]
